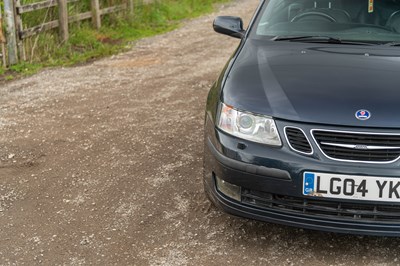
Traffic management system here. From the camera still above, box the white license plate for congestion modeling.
[303,172,400,202]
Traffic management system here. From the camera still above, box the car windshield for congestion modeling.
[254,0,400,43]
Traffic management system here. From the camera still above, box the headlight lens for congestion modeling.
[217,103,281,146]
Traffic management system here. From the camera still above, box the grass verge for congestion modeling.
[2,0,230,80]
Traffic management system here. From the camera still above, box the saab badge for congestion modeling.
[355,110,371,121]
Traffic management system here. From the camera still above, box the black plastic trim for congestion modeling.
[204,179,400,237]
[207,137,291,180]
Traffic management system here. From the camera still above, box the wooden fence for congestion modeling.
[0,0,136,66]
[0,8,7,66]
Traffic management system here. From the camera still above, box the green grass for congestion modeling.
[2,0,229,78]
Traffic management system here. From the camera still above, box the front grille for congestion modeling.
[285,127,312,154]
[312,130,400,163]
[242,189,400,221]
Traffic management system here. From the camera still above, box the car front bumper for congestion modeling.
[203,118,400,236]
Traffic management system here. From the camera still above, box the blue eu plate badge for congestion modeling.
[303,172,315,195]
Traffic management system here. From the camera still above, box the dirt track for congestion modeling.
[1,1,400,265]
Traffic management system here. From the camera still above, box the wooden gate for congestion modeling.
[1,0,135,66]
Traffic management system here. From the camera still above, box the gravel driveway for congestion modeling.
[1,0,400,265]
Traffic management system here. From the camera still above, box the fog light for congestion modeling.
[215,175,241,201]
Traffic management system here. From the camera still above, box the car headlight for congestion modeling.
[217,103,281,146]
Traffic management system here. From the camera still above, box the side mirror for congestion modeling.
[213,16,245,39]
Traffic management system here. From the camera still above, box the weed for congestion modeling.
[10,62,42,75]
[7,0,229,76]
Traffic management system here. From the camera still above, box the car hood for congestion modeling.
[222,39,400,128]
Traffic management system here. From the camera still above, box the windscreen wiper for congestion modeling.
[273,35,342,43]
[272,35,375,45]
[383,42,400,46]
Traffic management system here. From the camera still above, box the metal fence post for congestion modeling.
[91,0,101,29]
[58,0,69,42]
[3,0,18,65]
[15,0,26,61]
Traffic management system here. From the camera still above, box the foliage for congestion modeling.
[1,0,229,76]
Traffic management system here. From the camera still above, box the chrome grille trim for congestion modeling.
[311,129,400,164]
[320,142,400,150]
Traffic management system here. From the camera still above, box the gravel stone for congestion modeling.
[0,0,399,265]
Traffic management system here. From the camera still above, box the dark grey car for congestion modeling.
[203,0,400,236]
